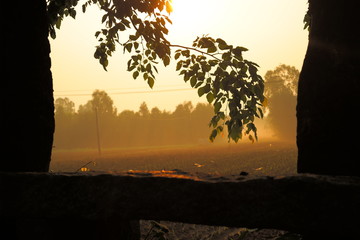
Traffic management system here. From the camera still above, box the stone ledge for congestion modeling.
[1,171,359,237]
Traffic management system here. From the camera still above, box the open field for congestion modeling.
[51,141,297,176]
[51,141,299,239]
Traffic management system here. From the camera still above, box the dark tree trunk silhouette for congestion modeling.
[1,0,54,172]
[297,0,360,176]
[1,1,140,239]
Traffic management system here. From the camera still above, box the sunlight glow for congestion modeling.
[168,0,223,43]
[51,0,308,113]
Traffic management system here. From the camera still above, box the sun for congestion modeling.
[170,0,210,25]
[166,0,219,42]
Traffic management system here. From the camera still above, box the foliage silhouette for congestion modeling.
[47,0,265,142]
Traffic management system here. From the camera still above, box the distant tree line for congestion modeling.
[54,64,299,149]
[54,90,216,149]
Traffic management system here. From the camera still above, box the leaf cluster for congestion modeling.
[47,0,79,38]
[174,36,266,142]
[87,0,172,76]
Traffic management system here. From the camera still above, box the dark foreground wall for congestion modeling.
[1,172,359,239]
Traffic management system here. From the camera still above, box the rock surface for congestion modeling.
[1,171,359,238]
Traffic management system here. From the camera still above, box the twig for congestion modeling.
[169,44,222,61]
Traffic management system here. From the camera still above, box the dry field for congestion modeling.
[51,140,297,176]
[50,141,300,240]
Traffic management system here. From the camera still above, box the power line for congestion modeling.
[54,81,285,97]
[54,88,194,97]
[54,84,188,93]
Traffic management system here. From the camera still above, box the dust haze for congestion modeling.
[51,65,298,174]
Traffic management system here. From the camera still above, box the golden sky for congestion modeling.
[51,0,308,112]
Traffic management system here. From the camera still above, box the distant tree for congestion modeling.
[173,101,193,117]
[55,97,75,116]
[138,102,150,117]
[264,65,299,141]
[191,103,213,123]
[77,90,116,115]
[265,64,298,98]
[119,109,137,119]
[78,101,93,115]
[191,103,216,141]
[54,97,76,148]
[150,107,162,117]
[91,90,117,115]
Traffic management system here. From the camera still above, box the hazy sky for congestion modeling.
[51,0,308,112]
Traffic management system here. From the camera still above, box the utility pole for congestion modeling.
[94,107,101,156]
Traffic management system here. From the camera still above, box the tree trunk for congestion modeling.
[1,0,54,172]
[297,0,360,176]
[1,1,140,239]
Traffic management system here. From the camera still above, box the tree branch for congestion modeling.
[169,44,222,61]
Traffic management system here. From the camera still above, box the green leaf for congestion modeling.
[214,102,222,113]
[203,84,211,93]
[49,28,56,39]
[69,9,76,19]
[55,17,62,29]
[181,50,190,57]
[102,59,108,71]
[198,86,206,97]
[218,44,229,50]
[190,76,197,87]
[174,52,181,60]
[207,45,217,53]
[247,122,257,133]
[163,55,170,66]
[222,52,231,61]
[248,134,254,143]
[230,127,242,142]
[258,107,264,118]
[118,23,126,31]
[209,129,218,142]
[129,35,138,40]
[147,77,155,88]
[82,4,87,13]
[102,14,108,24]
[133,71,139,79]
[216,38,227,45]
[146,63,152,72]
[143,72,148,80]
[206,92,214,103]
[128,65,136,71]
[176,61,182,71]
[216,38,230,50]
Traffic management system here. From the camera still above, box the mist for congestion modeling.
[263,64,299,143]
[54,93,219,150]
[54,65,299,150]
